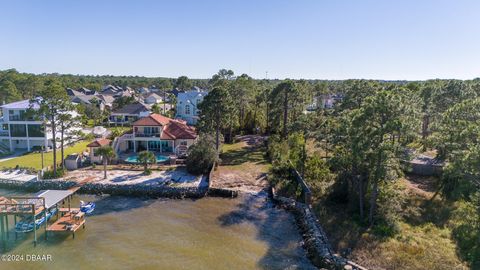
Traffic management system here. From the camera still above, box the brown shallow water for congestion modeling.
[0,189,316,270]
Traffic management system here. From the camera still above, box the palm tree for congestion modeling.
[95,146,116,179]
[137,150,156,173]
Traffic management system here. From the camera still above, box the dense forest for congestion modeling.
[192,71,480,269]
[1,68,479,268]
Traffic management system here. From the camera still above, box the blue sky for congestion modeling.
[1,0,479,80]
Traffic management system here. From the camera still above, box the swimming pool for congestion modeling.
[124,154,170,163]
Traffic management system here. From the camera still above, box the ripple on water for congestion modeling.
[0,189,316,270]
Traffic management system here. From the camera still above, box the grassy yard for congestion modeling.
[212,135,270,192]
[0,141,90,170]
[220,136,269,171]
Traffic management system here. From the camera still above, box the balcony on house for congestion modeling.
[133,126,161,138]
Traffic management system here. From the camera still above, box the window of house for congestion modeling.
[185,105,191,115]
[10,124,27,137]
[180,140,188,146]
[27,125,44,137]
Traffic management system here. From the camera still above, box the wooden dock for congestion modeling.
[47,211,85,237]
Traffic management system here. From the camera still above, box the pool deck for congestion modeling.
[119,152,177,164]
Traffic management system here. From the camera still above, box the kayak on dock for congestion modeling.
[80,201,95,215]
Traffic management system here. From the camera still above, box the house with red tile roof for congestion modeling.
[114,114,197,156]
[87,138,111,164]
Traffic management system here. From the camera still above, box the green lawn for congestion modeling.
[0,141,90,170]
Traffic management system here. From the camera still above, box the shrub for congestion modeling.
[42,167,66,179]
[375,181,406,235]
[186,135,218,175]
[304,155,335,200]
[449,194,480,268]
[267,133,305,168]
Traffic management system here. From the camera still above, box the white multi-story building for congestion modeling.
[175,88,208,125]
[0,100,79,152]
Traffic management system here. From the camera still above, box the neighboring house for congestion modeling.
[109,103,151,125]
[77,87,97,95]
[156,103,172,115]
[87,138,111,164]
[71,94,106,111]
[101,85,121,96]
[97,94,115,109]
[168,88,185,98]
[0,99,80,152]
[137,87,150,95]
[175,89,208,125]
[143,93,163,104]
[114,113,197,156]
[67,87,106,111]
[306,95,337,112]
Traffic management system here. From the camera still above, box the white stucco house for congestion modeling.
[175,89,208,125]
[0,99,80,152]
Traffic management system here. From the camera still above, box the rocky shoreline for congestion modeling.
[0,178,239,199]
[271,189,367,270]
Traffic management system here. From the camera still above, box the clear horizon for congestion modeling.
[1,0,480,80]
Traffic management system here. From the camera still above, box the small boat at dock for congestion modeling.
[80,201,95,215]
[15,208,58,233]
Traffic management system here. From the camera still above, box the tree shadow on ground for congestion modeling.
[217,194,317,269]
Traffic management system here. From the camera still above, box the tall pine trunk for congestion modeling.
[51,116,57,176]
[253,106,257,134]
[282,89,288,139]
[60,124,65,168]
[215,123,220,151]
[369,147,383,226]
[421,113,430,151]
[369,179,378,226]
[103,157,107,179]
[266,102,270,134]
[357,173,365,220]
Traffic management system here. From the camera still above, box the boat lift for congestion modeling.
[0,189,81,250]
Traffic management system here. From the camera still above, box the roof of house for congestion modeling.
[111,103,150,115]
[132,113,197,140]
[132,113,171,126]
[162,120,197,140]
[66,88,83,97]
[97,94,115,104]
[65,153,81,161]
[145,93,162,99]
[0,99,40,110]
[71,94,102,105]
[86,138,111,147]
[177,90,208,103]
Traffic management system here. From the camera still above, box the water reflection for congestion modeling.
[0,189,315,270]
